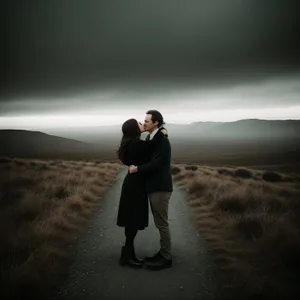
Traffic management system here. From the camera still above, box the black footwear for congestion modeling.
[145,255,172,271]
[145,251,161,262]
[119,246,143,268]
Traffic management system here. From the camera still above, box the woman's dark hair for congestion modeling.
[117,118,141,163]
[146,109,165,127]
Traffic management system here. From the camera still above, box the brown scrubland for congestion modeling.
[0,157,121,299]
[171,163,300,300]
[1,155,300,300]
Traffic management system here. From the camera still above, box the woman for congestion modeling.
[116,118,167,268]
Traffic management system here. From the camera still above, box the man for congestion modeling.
[129,110,173,270]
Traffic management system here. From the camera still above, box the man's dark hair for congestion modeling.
[146,110,165,127]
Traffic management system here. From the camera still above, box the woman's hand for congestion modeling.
[161,129,167,135]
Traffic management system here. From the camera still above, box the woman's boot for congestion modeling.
[119,246,143,268]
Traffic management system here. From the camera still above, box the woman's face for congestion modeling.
[137,121,145,133]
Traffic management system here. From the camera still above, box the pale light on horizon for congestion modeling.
[0,105,300,130]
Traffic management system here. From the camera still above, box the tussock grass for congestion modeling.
[0,157,121,299]
[172,164,300,300]
[262,170,282,182]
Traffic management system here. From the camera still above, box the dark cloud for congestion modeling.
[1,0,300,99]
[1,73,299,117]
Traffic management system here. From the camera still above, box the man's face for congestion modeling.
[143,114,158,133]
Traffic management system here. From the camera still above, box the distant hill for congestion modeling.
[0,130,115,160]
[1,119,300,167]
[192,119,300,140]
[44,119,300,143]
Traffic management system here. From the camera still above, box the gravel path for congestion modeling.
[52,168,219,300]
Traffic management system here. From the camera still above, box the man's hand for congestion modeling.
[129,165,138,174]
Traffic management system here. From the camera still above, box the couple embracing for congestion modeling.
[116,110,173,271]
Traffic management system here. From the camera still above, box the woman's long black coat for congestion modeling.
[117,132,164,230]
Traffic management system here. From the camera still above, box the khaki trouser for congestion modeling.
[149,191,172,260]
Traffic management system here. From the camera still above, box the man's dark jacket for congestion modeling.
[137,131,173,193]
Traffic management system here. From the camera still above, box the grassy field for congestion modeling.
[1,155,300,300]
[171,164,300,300]
[0,157,121,299]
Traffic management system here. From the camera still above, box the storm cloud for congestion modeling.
[0,0,300,123]
[1,73,299,116]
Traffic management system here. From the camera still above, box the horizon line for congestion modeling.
[1,117,300,131]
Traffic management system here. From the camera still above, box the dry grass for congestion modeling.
[0,157,122,299]
[172,163,300,300]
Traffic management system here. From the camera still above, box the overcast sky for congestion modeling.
[1,0,300,128]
